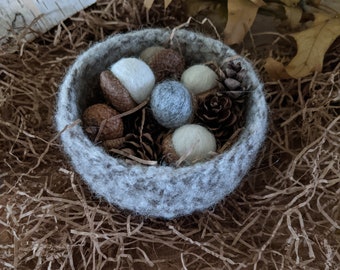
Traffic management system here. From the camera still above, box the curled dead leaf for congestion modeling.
[143,0,155,10]
[264,57,291,80]
[283,6,303,28]
[143,0,173,10]
[224,0,265,45]
[279,0,300,6]
[286,13,340,78]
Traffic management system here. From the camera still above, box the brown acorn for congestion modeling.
[100,70,137,113]
[82,103,124,142]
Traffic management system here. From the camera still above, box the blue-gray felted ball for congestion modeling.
[150,80,193,129]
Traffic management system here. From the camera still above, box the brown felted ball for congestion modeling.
[148,49,185,82]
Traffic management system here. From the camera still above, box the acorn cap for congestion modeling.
[82,103,124,141]
[161,132,180,164]
[100,70,137,113]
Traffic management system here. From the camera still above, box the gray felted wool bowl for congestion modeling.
[55,28,268,219]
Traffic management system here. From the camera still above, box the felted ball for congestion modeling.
[150,80,193,129]
[109,57,155,104]
[140,46,165,63]
[181,64,218,95]
[172,124,216,163]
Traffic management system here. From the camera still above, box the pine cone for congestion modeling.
[121,133,160,161]
[218,60,248,100]
[196,90,244,143]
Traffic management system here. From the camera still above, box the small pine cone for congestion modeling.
[196,91,242,142]
[218,60,248,100]
[102,137,126,150]
[123,107,167,138]
[120,133,159,161]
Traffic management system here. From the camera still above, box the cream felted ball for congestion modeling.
[150,81,193,128]
[55,28,268,219]
[140,46,164,63]
[181,64,218,95]
[109,57,155,104]
[172,124,216,163]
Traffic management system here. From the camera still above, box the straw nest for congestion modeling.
[0,0,339,269]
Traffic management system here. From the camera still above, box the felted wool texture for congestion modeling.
[150,80,193,128]
[55,28,268,219]
[109,58,155,104]
[172,124,216,163]
[181,64,218,95]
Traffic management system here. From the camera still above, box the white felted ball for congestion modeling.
[140,46,164,63]
[172,124,216,163]
[109,57,155,104]
[181,64,218,95]
[150,80,193,128]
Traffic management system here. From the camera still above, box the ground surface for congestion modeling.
[0,1,339,269]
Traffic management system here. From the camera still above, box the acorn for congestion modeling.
[82,103,124,141]
[101,58,155,112]
[162,124,217,164]
[140,46,185,82]
[181,64,218,95]
[150,80,194,129]
[100,70,136,113]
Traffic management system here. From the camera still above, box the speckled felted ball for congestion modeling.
[109,57,155,104]
[150,81,193,129]
[55,29,268,219]
[181,64,218,95]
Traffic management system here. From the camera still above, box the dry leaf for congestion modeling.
[319,0,340,13]
[164,0,173,9]
[279,0,300,6]
[264,57,291,80]
[224,0,265,44]
[184,0,228,33]
[143,0,155,10]
[286,13,340,78]
[143,0,173,10]
[283,6,302,28]
[309,0,321,4]
[185,0,214,15]
[249,0,266,5]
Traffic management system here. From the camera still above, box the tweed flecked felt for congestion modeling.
[55,28,268,219]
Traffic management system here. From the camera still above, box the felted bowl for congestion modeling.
[55,28,268,219]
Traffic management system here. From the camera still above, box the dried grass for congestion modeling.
[0,0,339,269]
